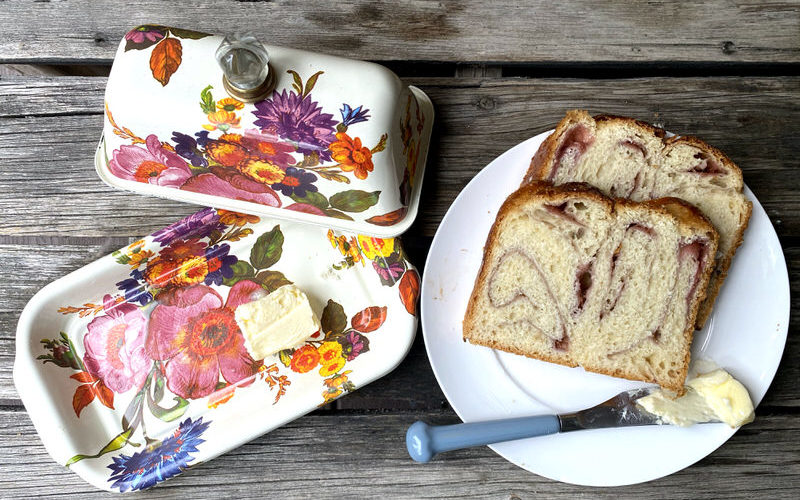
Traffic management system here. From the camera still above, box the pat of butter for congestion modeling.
[637,368,755,428]
[234,284,320,359]
[687,369,755,427]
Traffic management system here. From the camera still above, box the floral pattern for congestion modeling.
[124,26,211,86]
[253,86,337,161]
[83,295,150,394]
[105,70,390,224]
[362,92,427,228]
[327,230,419,314]
[107,417,210,492]
[273,167,318,197]
[278,298,387,402]
[339,103,370,127]
[203,244,237,285]
[146,284,262,399]
[397,93,426,207]
[38,208,414,490]
[108,135,191,187]
[152,208,222,246]
[330,132,375,180]
[125,26,165,46]
[39,30,427,490]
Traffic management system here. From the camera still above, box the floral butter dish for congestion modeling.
[96,25,433,238]
[14,208,420,492]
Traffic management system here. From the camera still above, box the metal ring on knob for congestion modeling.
[222,63,276,103]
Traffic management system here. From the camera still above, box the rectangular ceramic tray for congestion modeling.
[14,208,419,492]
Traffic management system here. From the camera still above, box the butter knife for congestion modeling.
[406,387,714,462]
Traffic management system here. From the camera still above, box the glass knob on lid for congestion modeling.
[216,33,276,103]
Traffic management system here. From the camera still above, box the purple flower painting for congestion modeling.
[253,89,337,161]
[151,208,223,247]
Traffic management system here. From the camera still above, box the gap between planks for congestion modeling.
[1,76,799,238]
[1,0,799,64]
[4,61,800,80]
[0,409,798,498]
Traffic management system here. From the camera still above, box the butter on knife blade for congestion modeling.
[637,368,755,428]
[234,284,321,359]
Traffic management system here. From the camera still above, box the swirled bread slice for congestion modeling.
[523,111,751,329]
[463,182,718,392]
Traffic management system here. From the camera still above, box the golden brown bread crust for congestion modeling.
[522,110,750,329]
[639,197,716,236]
[467,337,581,369]
[462,181,606,345]
[523,110,594,184]
[663,135,753,327]
[665,135,744,186]
[467,336,683,390]
[594,113,667,140]
[463,181,718,393]
[463,182,607,375]
[694,198,751,325]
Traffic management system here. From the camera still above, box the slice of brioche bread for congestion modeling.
[523,110,751,329]
[463,182,719,392]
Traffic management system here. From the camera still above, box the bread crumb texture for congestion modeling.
[463,183,718,393]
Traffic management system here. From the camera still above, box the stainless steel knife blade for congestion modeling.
[558,387,664,431]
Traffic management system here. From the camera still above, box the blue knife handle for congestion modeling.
[406,415,561,462]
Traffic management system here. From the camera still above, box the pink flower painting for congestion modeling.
[83,295,150,393]
[145,283,263,399]
[124,26,165,45]
[108,135,192,187]
[181,167,282,207]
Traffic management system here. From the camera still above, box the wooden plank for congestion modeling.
[454,64,503,78]
[0,64,110,77]
[1,240,798,409]
[0,1,798,64]
[0,76,106,115]
[0,237,445,410]
[0,408,798,497]
[0,76,799,238]
[0,76,797,411]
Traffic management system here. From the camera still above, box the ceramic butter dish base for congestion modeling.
[15,208,419,491]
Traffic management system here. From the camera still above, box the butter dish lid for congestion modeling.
[97,25,433,238]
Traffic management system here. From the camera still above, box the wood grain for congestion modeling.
[1,240,798,406]
[0,76,798,238]
[1,69,799,495]
[0,408,798,498]
[0,1,798,64]
[0,237,444,408]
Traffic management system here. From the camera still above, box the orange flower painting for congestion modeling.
[330,132,374,180]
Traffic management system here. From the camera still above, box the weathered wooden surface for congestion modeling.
[1,1,799,495]
[1,408,798,499]
[0,1,799,64]
[0,241,798,407]
[0,72,798,496]
[1,76,799,493]
[1,76,799,238]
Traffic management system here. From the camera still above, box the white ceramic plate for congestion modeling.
[421,130,790,486]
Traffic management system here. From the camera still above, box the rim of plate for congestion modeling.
[420,130,790,486]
